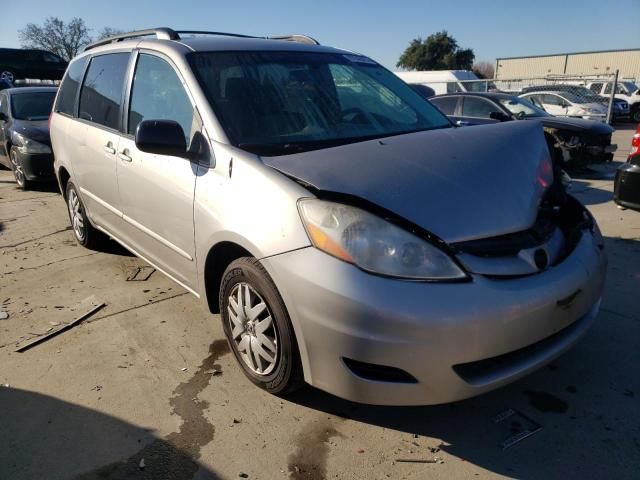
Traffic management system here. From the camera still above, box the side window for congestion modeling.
[55,56,88,116]
[446,82,463,93]
[527,95,543,107]
[603,83,612,94]
[41,52,63,63]
[128,54,194,141]
[589,83,603,94]
[430,96,458,115]
[78,53,130,130]
[461,97,496,118]
[543,94,563,106]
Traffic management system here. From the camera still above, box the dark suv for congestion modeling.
[0,48,68,83]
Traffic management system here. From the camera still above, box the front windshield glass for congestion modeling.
[11,91,56,120]
[499,97,549,118]
[621,81,638,94]
[190,51,451,155]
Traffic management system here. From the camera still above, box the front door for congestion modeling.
[116,52,198,290]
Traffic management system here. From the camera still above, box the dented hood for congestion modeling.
[263,121,551,243]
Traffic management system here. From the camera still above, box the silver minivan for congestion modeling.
[50,28,606,406]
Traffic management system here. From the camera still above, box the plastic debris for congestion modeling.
[0,311,8,320]
[181,367,188,372]
[127,266,156,281]
[492,408,542,449]
[139,458,145,469]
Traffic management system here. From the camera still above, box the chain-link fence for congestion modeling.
[408,71,639,124]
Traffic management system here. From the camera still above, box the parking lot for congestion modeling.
[0,125,638,480]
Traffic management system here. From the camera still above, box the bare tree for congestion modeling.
[472,61,495,79]
[19,17,92,61]
[95,27,125,41]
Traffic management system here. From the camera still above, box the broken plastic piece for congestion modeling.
[126,266,156,281]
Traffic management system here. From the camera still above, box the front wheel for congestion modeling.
[10,147,31,190]
[219,257,303,396]
[631,107,640,123]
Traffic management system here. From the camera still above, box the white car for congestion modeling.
[586,80,640,122]
[520,91,607,122]
[395,70,494,95]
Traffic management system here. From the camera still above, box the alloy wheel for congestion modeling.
[10,150,25,187]
[67,189,86,242]
[227,282,279,375]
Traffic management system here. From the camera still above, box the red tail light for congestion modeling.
[629,124,640,160]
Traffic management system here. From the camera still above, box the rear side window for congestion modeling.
[430,96,458,115]
[55,56,88,116]
[461,97,496,118]
[79,53,130,130]
[128,54,194,140]
[589,83,603,94]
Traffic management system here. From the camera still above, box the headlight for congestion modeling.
[11,132,51,154]
[298,199,467,280]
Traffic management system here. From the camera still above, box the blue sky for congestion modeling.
[1,0,638,69]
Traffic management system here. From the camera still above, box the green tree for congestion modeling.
[396,31,475,71]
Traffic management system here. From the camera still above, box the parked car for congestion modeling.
[520,90,608,122]
[586,80,640,123]
[429,92,616,168]
[0,48,67,83]
[407,83,436,100]
[395,70,495,95]
[0,87,57,188]
[50,28,606,406]
[614,124,640,211]
[521,84,629,120]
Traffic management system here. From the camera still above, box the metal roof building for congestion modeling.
[495,48,640,80]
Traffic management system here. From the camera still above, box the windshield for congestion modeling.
[11,91,56,120]
[499,97,549,118]
[189,51,451,155]
[622,81,638,94]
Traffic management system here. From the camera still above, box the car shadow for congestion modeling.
[0,387,221,480]
[567,180,613,205]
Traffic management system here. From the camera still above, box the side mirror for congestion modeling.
[135,120,188,157]
[489,111,510,122]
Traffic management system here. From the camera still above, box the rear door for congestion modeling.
[116,52,198,290]
[73,52,131,236]
[429,96,460,123]
[457,96,502,126]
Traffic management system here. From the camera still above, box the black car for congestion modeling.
[0,87,57,189]
[408,83,436,100]
[430,92,616,169]
[520,84,630,120]
[0,48,67,83]
[614,124,640,211]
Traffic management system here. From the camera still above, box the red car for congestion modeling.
[614,125,640,211]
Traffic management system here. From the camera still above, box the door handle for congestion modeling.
[456,120,471,126]
[103,144,116,154]
[118,149,132,162]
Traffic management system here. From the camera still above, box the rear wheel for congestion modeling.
[65,181,105,249]
[10,147,31,190]
[219,257,303,395]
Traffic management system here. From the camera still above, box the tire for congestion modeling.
[65,181,105,249]
[631,107,640,123]
[219,257,303,396]
[10,147,31,190]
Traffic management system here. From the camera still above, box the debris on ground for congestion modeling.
[138,458,145,470]
[181,367,188,372]
[238,473,248,478]
[14,297,105,353]
[0,311,8,320]
[395,459,437,464]
[126,266,156,281]
[492,408,542,449]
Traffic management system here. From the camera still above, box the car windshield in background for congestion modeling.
[189,51,451,155]
[499,97,549,118]
[11,92,56,120]
[621,81,638,94]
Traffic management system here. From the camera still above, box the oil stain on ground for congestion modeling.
[288,418,344,480]
[73,339,230,480]
[524,390,569,413]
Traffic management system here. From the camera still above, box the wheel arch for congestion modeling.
[57,166,71,199]
[203,241,254,314]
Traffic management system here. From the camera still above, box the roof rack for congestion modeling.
[268,35,320,45]
[83,27,320,52]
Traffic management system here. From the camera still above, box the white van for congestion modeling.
[395,70,488,95]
